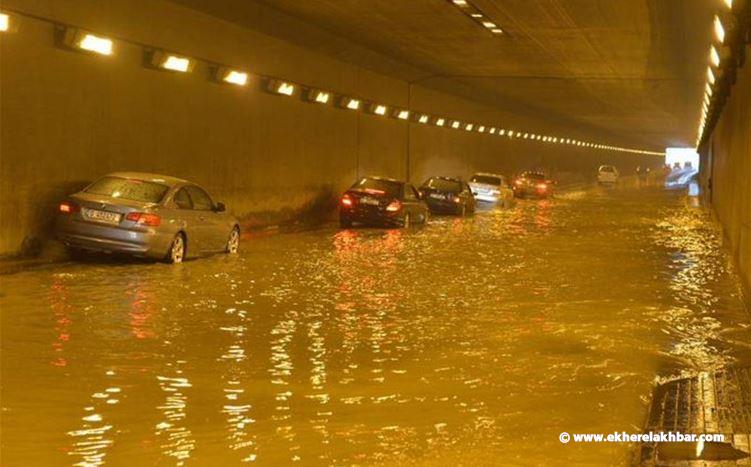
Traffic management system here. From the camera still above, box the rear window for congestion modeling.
[599,166,615,172]
[350,178,401,197]
[85,176,169,203]
[470,175,501,186]
[425,178,462,192]
[522,172,546,180]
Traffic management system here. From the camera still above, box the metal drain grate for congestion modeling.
[638,367,751,465]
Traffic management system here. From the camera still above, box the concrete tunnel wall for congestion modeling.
[701,45,751,296]
[0,0,663,256]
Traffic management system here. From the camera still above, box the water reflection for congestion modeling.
[1,185,750,465]
[155,362,194,465]
[652,206,744,373]
[219,307,257,462]
[50,275,74,368]
[66,371,119,467]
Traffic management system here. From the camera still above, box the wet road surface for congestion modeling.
[2,184,750,466]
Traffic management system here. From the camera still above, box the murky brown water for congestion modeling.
[2,184,750,466]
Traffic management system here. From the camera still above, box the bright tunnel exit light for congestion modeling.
[0,13,9,32]
[78,34,113,55]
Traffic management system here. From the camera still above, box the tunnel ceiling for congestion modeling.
[174,0,715,151]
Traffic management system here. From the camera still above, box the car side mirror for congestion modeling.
[215,202,226,212]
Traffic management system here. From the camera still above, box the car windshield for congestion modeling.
[470,175,501,185]
[425,178,462,192]
[522,172,546,180]
[351,178,401,197]
[600,166,615,172]
[85,176,170,203]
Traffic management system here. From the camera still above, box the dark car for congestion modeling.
[418,176,476,216]
[513,171,554,199]
[339,176,429,228]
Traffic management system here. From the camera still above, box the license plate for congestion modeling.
[360,197,379,206]
[429,193,445,200]
[83,208,121,225]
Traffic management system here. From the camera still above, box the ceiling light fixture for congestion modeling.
[714,15,725,43]
[709,45,720,67]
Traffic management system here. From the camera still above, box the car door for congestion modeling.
[185,185,222,253]
[168,186,200,257]
[462,182,476,210]
[499,177,513,203]
[403,184,425,221]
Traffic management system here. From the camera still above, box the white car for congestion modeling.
[469,173,514,207]
[597,165,619,184]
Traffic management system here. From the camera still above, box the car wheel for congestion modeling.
[402,213,411,228]
[166,233,186,264]
[340,216,353,228]
[226,227,240,254]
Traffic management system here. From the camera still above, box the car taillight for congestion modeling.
[536,183,547,190]
[125,212,161,226]
[451,196,461,203]
[515,180,522,186]
[58,201,79,214]
[385,200,402,212]
[341,194,353,207]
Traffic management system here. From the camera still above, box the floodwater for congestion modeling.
[1,184,750,466]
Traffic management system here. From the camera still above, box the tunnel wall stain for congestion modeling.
[0,0,661,257]
[701,46,751,298]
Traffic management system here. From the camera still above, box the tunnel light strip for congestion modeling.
[695,5,744,148]
[445,0,504,35]
[4,8,663,157]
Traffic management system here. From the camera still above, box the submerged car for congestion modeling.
[339,176,429,228]
[419,176,476,216]
[468,173,514,207]
[56,172,240,263]
[597,165,619,184]
[513,171,553,199]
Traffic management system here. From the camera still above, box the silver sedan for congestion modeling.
[56,172,240,263]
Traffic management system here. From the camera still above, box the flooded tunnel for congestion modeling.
[1,1,750,465]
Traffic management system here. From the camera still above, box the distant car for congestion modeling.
[468,173,514,207]
[339,176,429,228]
[512,171,553,199]
[419,176,476,216]
[597,165,619,184]
[56,172,240,263]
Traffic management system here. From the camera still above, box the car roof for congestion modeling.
[428,175,463,182]
[106,172,189,187]
[472,172,503,178]
[362,175,403,184]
